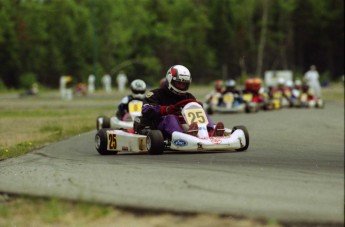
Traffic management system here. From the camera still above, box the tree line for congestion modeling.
[0,0,343,89]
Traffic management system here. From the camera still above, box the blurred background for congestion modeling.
[0,0,343,90]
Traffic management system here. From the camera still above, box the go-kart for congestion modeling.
[268,88,293,109]
[96,99,143,130]
[242,77,274,111]
[241,92,274,111]
[292,93,325,108]
[204,92,258,115]
[95,99,249,155]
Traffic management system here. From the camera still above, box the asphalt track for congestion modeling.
[0,101,343,225]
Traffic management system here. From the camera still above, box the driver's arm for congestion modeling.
[142,90,179,117]
[142,91,163,119]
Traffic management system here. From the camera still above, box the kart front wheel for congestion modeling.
[147,130,164,155]
[232,125,249,151]
[95,129,118,155]
[245,103,259,113]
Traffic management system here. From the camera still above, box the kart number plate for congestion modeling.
[107,133,117,150]
[223,94,234,103]
[242,94,252,102]
[273,91,282,99]
[300,94,307,102]
[184,109,209,125]
[128,102,143,113]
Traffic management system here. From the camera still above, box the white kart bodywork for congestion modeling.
[97,100,143,130]
[95,101,249,154]
[104,129,148,152]
[170,130,246,151]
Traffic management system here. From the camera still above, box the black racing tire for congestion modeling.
[245,104,251,113]
[103,117,110,128]
[206,107,213,115]
[96,116,110,130]
[95,129,118,155]
[232,125,249,151]
[147,130,164,155]
[245,103,258,113]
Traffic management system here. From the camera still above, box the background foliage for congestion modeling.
[0,0,343,88]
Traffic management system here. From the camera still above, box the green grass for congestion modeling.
[321,83,344,101]
[0,91,115,160]
[0,195,115,226]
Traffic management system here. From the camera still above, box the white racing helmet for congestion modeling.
[166,65,191,95]
[130,79,146,98]
[225,79,236,88]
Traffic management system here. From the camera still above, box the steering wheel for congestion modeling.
[172,99,203,115]
[174,99,197,108]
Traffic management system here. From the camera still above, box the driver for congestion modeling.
[140,65,224,138]
[116,79,146,120]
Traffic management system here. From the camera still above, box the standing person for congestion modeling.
[60,76,66,98]
[88,74,96,94]
[102,74,112,93]
[139,65,224,138]
[117,71,128,93]
[60,75,73,100]
[304,65,322,98]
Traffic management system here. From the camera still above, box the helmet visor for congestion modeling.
[132,89,145,94]
[172,80,190,92]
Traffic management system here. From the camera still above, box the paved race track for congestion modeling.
[0,101,343,225]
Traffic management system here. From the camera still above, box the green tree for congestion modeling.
[0,0,21,88]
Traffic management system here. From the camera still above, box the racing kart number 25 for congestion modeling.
[108,133,117,150]
[184,109,209,125]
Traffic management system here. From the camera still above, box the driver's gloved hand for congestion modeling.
[160,105,176,116]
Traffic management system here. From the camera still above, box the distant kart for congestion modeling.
[204,92,259,115]
[269,88,293,109]
[292,93,325,108]
[242,77,274,111]
[96,100,143,131]
[95,99,249,155]
[242,92,275,111]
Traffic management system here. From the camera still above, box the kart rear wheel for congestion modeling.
[232,125,249,151]
[147,130,164,155]
[95,129,118,155]
[96,116,110,130]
